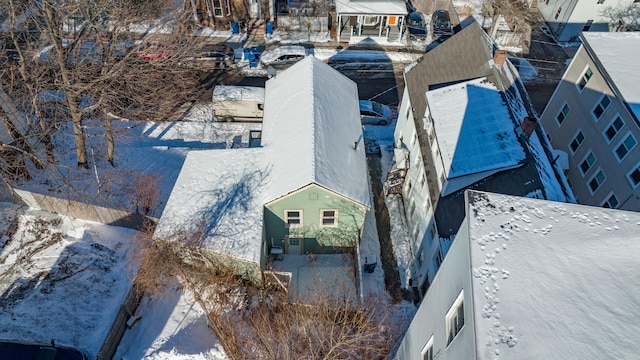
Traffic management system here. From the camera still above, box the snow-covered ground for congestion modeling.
[0,203,139,358]
[2,16,545,357]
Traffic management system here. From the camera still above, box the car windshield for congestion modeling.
[408,14,424,27]
[371,102,384,115]
[434,13,451,30]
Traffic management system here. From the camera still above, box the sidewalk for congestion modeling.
[194,26,428,53]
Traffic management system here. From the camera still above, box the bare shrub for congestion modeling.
[132,223,397,359]
[131,173,162,215]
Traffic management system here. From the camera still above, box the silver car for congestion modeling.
[359,100,394,125]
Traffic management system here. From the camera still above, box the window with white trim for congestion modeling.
[604,116,625,143]
[212,0,231,16]
[592,95,611,121]
[420,173,426,188]
[421,336,434,360]
[602,193,619,208]
[556,103,570,125]
[569,130,585,153]
[554,6,562,20]
[446,290,465,345]
[588,169,606,193]
[363,15,379,25]
[628,164,640,188]
[285,210,302,227]
[578,67,593,91]
[409,201,416,218]
[321,210,337,227]
[614,133,637,161]
[579,151,596,175]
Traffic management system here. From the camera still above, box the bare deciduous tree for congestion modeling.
[132,225,400,360]
[1,0,205,174]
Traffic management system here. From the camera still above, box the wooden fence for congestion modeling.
[95,285,143,360]
[13,189,157,230]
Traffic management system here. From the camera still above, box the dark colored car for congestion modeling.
[431,10,453,41]
[0,340,88,360]
[196,43,235,69]
[407,12,427,40]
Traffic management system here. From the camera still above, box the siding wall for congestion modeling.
[540,46,640,210]
[394,216,475,360]
[264,184,366,254]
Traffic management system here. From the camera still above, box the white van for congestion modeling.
[212,85,265,122]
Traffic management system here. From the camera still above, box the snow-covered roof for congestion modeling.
[336,0,407,15]
[262,56,371,207]
[155,148,268,264]
[581,32,640,119]
[426,78,525,179]
[466,190,640,359]
[156,57,370,263]
[212,85,264,102]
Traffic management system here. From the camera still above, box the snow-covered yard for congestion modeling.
[0,203,139,358]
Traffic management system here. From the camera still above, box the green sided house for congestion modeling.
[154,56,371,286]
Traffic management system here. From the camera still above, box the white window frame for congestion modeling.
[628,161,640,188]
[555,103,570,126]
[603,114,625,143]
[285,210,303,228]
[320,209,337,227]
[588,168,606,194]
[577,66,593,91]
[212,0,231,17]
[579,151,596,176]
[569,129,585,154]
[602,192,619,209]
[362,15,379,26]
[421,335,434,360]
[614,132,637,162]
[446,290,465,346]
[591,94,611,121]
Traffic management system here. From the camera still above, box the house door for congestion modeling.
[286,236,303,254]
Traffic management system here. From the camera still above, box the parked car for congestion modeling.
[431,10,453,41]
[259,45,308,70]
[359,100,394,125]
[0,339,88,360]
[127,41,172,60]
[196,43,235,69]
[407,12,428,40]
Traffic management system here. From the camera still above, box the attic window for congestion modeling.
[578,67,593,91]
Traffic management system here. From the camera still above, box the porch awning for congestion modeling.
[335,0,407,15]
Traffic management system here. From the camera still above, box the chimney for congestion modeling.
[493,49,508,67]
[520,116,538,138]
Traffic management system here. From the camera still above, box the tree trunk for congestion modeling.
[106,116,115,166]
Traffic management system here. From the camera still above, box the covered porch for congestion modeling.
[335,0,407,44]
